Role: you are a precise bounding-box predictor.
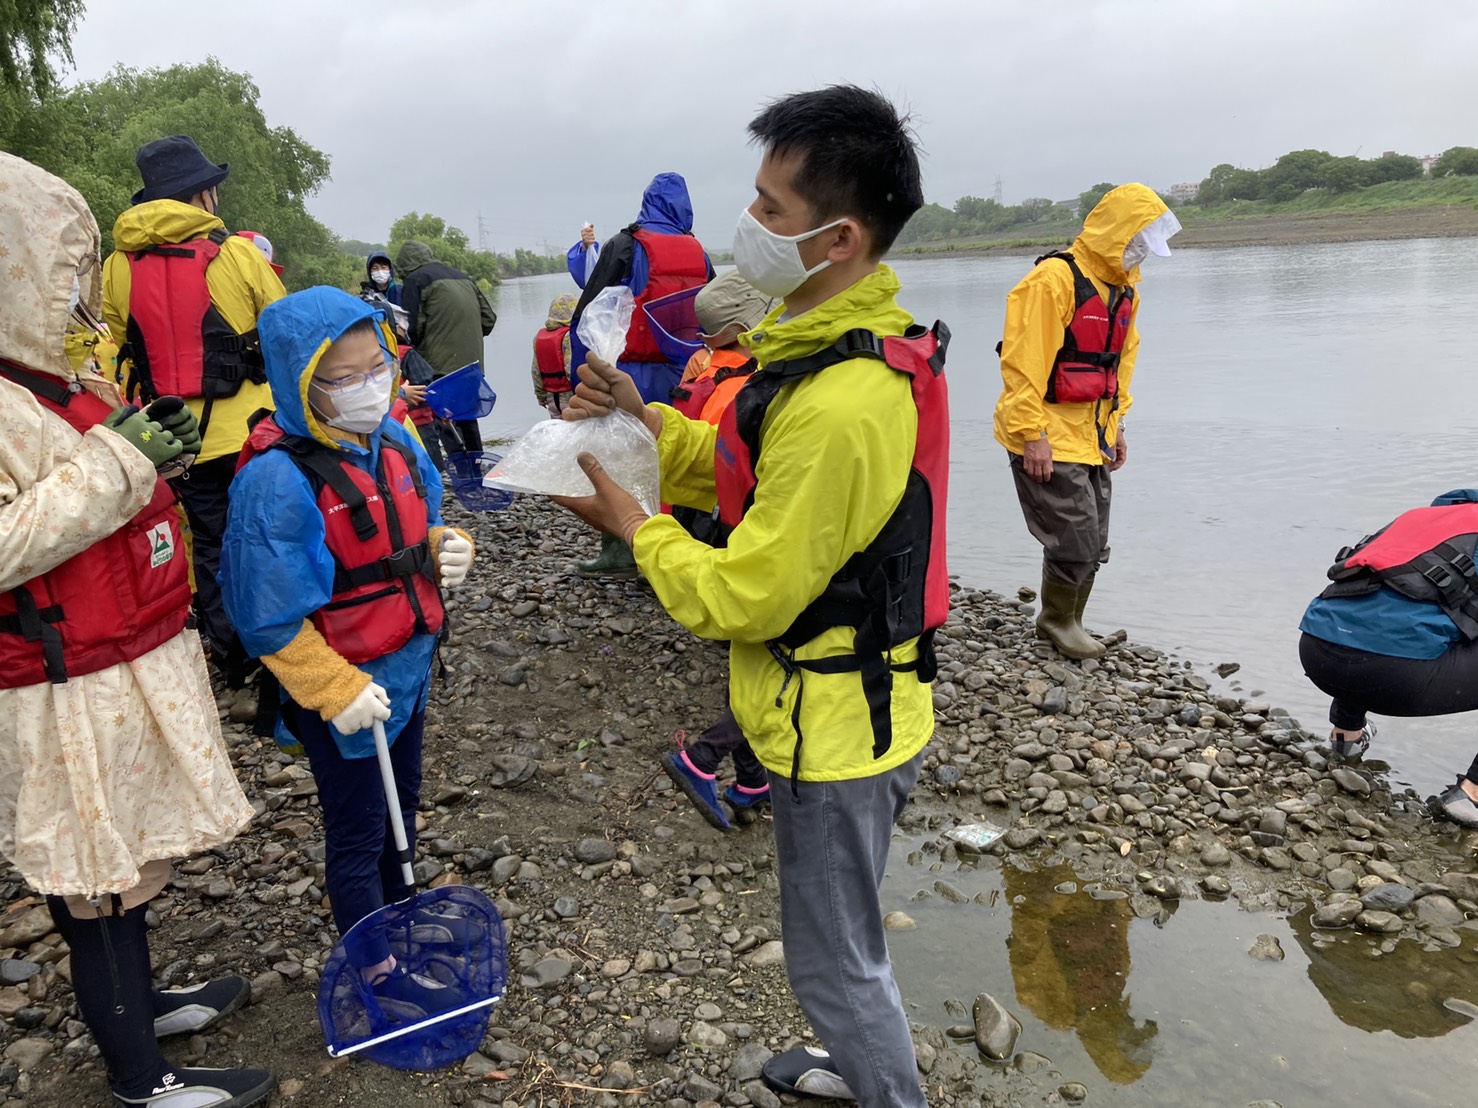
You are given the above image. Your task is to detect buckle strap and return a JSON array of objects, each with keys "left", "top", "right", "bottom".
[
  {"left": 0, "top": 588, "right": 67, "bottom": 683},
  {"left": 333, "top": 540, "right": 431, "bottom": 591}
]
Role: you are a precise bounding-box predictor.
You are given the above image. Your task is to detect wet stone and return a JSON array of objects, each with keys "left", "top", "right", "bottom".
[
  {"left": 1356, "top": 910, "right": 1403, "bottom": 934},
  {"left": 644, "top": 1018, "right": 682, "bottom": 1056},
  {"left": 884, "top": 911, "right": 918, "bottom": 930},
  {"left": 972, "top": 992, "right": 1022, "bottom": 1061},
  {"left": 0, "top": 961, "right": 40, "bottom": 986},
  {"left": 1331, "top": 767, "right": 1372, "bottom": 796},
  {"left": 1059, "top": 1082, "right": 1089, "bottom": 1103},
  {"left": 1201, "top": 842, "right": 1232, "bottom": 867},
  {"left": 1327, "top": 868, "right": 1358, "bottom": 892},
  {"left": 1313, "top": 899, "right": 1363, "bottom": 929},
  {"left": 1360, "top": 883, "right": 1415, "bottom": 912},
  {"left": 1248, "top": 934, "right": 1285, "bottom": 961},
  {"left": 1416, "top": 895, "right": 1465, "bottom": 929},
  {"left": 1202, "top": 875, "right": 1232, "bottom": 897}
]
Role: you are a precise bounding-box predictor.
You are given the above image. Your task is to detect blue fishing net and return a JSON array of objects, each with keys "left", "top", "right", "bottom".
[
  {"left": 318, "top": 884, "right": 507, "bottom": 1070},
  {"left": 426, "top": 363, "right": 497, "bottom": 420},
  {"left": 641, "top": 286, "right": 705, "bottom": 366},
  {"left": 445, "top": 451, "right": 513, "bottom": 512}
]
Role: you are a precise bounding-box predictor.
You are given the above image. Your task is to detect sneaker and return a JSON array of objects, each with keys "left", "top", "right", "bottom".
[
  {"left": 723, "top": 781, "right": 771, "bottom": 810},
  {"left": 761, "top": 1045, "right": 856, "bottom": 1101},
  {"left": 661, "top": 750, "right": 731, "bottom": 831},
  {"left": 369, "top": 961, "right": 459, "bottom": 1021},
  {"left": 114, "top": 1067, "right": 275, "bottom": 1108},
  {"left": 1329, "top": 723, "right": 1375, "bottom": 760},
  {"left": 1435, "top": 778, "right": 1478, "bottom": 829},
  {"left": 153, "top": 976, "right": 252, "bottom": 1038}
]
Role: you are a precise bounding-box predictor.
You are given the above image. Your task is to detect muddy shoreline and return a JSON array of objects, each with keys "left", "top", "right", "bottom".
[{"left": 5, "top": 495, "right": 1478, "bottom": 1107}]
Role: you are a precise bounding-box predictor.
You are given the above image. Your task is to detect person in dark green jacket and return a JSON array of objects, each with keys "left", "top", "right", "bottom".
[{"left": 395, "top": 240, "right": 497, "bottom": 453}]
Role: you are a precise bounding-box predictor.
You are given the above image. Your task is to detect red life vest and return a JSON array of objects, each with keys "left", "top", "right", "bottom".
[
  {"left": 1038, "top": 251, "right": 1134, "bottom": 405},
  {"left": 533, "top": 326, "right": 572, "bottom": 394},
  {"left": 0, "top": 362, "right": 192, "bottom": 686},
  {"left": 671, "top": 349, "right": 755, "bottom": 425},
  {"left": 712, "top": 323, "right": 951, "bottom": 769},
  {"left": 121, "top": 228, "right": 266, "bottom": 421},
  {"left": 623, "top": 229, "right": 708, "bottom": 363},
  {"left": 237, "top": 416, "right": 445, "bottom": 664},
  {"left": 1322, "top": 503, "right": 1478, "bottom": 640}
]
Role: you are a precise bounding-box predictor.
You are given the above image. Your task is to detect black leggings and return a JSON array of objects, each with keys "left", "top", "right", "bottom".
[{"left": 1299, "top": 632, "right": 1478, "bottom": 779}]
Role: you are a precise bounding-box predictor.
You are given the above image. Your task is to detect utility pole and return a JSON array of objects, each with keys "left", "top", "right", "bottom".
[
  {"left": 477, "top": 212, "right": 490, "bottom": 253},
  {"left": 993, "top": 176, "right": 1004, "bottom": 204}
]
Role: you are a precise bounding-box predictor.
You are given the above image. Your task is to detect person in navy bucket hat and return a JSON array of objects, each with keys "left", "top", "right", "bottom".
[{"left": 131, "top": 135, "right": 230, "bottom": 205}]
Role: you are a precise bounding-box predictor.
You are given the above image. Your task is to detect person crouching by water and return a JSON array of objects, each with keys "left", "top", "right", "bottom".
[
  {"left": 0, "top": 152, "right": 271, "bottom": 1108},
  {"left": 221, "top": 288, "right": 476, "bottom": 1011},
  {"left": 1299, "top": 488, "right": 1478, "bottom": 825}
]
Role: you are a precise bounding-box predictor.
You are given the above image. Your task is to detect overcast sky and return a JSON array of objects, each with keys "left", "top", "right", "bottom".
[{"left": 67, "top": 0, "right": 1477, "bottom": 255}]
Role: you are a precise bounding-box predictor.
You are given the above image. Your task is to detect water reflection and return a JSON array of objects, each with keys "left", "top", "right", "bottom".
[
  {"left": 1004, "top": 863, "right": 1157, "bottom": 1083},
  {"left": 1285, "top": 906, "right": 1478, "bottom": 1039}
]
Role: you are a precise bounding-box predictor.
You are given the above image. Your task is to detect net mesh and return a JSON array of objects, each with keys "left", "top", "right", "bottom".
[
  {"left": 641, "top": 286, "right": 705, "bottom": 366},
  {"left": 445, "top": 451, "right": 512, "bottom": 512},
  {"left": 318, "top": 884, "right": 507, "bottom": 1070},
  {"left": 426, "top": 363, "right": 496, "bottom": 420}
]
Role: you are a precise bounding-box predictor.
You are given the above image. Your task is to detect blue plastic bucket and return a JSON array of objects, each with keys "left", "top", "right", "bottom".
[
  {"left": 641, "top": 285, "right": 706, "bottom": 366},
  {"left": 445, "top": 451, "right": 512, "bottom": 511},
  {"left": 425, "top": 363, "right": 496, "bottom": 420}
]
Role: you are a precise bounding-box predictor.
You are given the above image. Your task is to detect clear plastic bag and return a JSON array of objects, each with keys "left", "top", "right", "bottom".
[
  {"left": 483, "top": 408, "right": 659, "bottom": 514},
  {"left": 576, "top": 285, "right": 635, "bottom": 364}
]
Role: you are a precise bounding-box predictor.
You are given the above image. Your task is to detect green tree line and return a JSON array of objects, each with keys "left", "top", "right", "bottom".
[{"left": 1197, "top": 147, "right": 1478, "bottom": 205}]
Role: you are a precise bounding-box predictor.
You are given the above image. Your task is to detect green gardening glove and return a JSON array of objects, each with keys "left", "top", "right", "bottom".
[
  {"left": 103, "top": 404, "right": 183, "bottom": 470},
  {"left": 144, "top": 396, "right": 202, "bottom": 457}
]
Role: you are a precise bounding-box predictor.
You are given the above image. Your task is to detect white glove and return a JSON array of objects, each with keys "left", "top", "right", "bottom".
[
  {"left": 438, "top": 532, "right": 473, "bottom": 587},
  {"left": 331, "top": 681, "right": 391, "bottom": 737}
]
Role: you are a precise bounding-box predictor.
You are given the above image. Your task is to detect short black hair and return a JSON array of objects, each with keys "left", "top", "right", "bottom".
[
  {"left": 748, "top": 85, "right": 924, "bottom": 257},
  {"left": 339, "top": 316, "right": 382, "bottom": 343}
]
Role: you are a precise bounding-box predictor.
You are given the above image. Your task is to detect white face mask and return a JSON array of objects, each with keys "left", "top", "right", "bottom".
[
  {"left": 732, "top": 208, "right": 848, "bottom": 298},
  {"left": 370, "top": 267, "right": 391, "bottom": 286},
  {"left": 1121, "top": 238, "right": 1151, "bottom": 272},
  {"left": 311, "top": 367, "right": 391, "bottom": 433},
  {"left": 1121, "top": 210, "right": 1183, "bottom": 273}
]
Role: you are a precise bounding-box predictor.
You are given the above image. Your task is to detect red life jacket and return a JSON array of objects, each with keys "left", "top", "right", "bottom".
[
  {"left": 1321, "top": 503, "right": 1478, "bottom": 640},
  {"left": 1038, "top": 251, "right": 1134, "bottom": 405},
  {"left": 623, "top": 229, "right": 708, "bottom": 363},
  {"left": 0, "top": 362, "right": 192, "bottom": 686},
  {"left": 237, "top": 416, "right": 445, "bottom": 664},
  {"left": 670, "top": 349, "right": 755, "bottom": 425},
  {"left": 533, "top": 326, "right": 572, "bottom": 394},
  {"left": 712, "top": 323, "right": 951, "bottom": 770},
  {"left": 121, "top": 228, "right": 266, "bottom": 428}
]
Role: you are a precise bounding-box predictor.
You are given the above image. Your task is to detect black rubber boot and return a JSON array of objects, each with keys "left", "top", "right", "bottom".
[
  {"left": 576, "top": 532, "right": 638, "bottom": 578},
  {"left": 1035, "top": 574, "right": 1104, "bottom": 660}
]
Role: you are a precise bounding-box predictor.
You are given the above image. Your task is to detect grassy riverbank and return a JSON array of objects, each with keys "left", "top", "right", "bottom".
[{"left": 891, "top": 177, "right": 1478, "bottom": 258}]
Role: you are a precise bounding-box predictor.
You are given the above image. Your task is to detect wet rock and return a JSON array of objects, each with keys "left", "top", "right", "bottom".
[
  {"left": 1416, "top": 895, "right": 1465, "bottom": 929},
  {"left": 1248, "top": 934, "right": 1285, "bottom": 961},
  {"left": 883, "top": 911, "right": 917, "bottom": 931},
  {"left": 1360, "top": 884, "right": 1415, "bottom": 912},
  {"left": 644, "top": 1018, "right": 682, "bottom": 1056},
  {"left": 1326, "top": 868, "right": 1358, "bottom": 892},
  {"left": 1215, "top": 662, "right": 1240, "bottom": 678},
  {"left": 933, "top": 880, "right": 969, "bottom": 904},
  {"left": 933, "top": 765, "right": 963, "bottom": 787},
  {"left": 1440, "top": 871, "right": 1478, "bottom": 902},
  {"left": 1202, "top": 875, "right": 1232, "bottom": 897},
  {"left": 1356, "top": 910, "right": 1403, "bottom": 934},
  {"left": 1313, "top": 900, "right": 1362, "bottom": 929},
  {"left": 1331, "top": 767, "right": 1372, "bottom": 797},
  {"left": 520, "top": 957, "right": 572, "bottom": 989},
  {"left": 1004, "top": 828, "right": 1042, "bottom": 850},
  {"left": 1142, "top": 875, "right": 1180, "bottom": 900},
  {"left": 1200, "top": 842, "right": 1232, "bottom": 867},
  {"left": 972, "top": 992, "right": 1022, "bottom": 1060},
  {"left": 1059, "top": 1083, "right": 1089, "bottom": 1102},
  {"left": 1443, "top": 998, "right": 1478, "bottom": 1021},
  {"left": 0, "top": 960, "right": 40, "bottom": 986}
]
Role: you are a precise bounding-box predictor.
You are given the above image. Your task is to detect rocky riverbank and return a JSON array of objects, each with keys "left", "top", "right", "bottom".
[{"left": 5, "top": 495, "right": 1478, "bottom": 1107}]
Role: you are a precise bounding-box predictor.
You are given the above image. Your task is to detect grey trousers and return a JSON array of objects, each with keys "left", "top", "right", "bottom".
[
  {"left": 770, "top": 752, "right": 927, "bottom": 1108},
  {"left": 1008, "top": 451, "right": 1112, "bottom": 586}
]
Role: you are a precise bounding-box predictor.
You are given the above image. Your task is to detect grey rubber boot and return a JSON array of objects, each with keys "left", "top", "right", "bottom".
[
  {"left": 576, "top": 532, "right": 638, "bottom": 578},
  {"left": 1035, "top": 575, "right": 1105, "bottom": 660},
  {"left": 1074, "top": 572, "right": 1104, "bottom": 644}
]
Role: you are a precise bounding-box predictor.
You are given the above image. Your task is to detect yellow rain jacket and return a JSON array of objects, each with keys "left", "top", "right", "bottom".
[
  {"left": 102, "top": 201, "right": 286, "bottom": 464},
  {"left": 633, "top": 266, "right": 933, "bottom": 782},
  {"left": 993, "top": 184, "right": 1169, "bottom": 464}
]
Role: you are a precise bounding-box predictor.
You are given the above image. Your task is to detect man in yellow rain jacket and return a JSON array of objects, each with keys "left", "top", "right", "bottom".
[
  {"left": 103, "top": 135, "right": 285, "bottom": 696},
  {"left": 555, "top": 87, "right": 937, "bottom": 1108},
  {"left": 994, "top": 184, "right": 1179, "bottom": 658}
]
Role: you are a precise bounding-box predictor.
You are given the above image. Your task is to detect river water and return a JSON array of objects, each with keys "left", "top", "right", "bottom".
[{"left": 476, "top": 239, "right": 1478, "bottom": 1103}]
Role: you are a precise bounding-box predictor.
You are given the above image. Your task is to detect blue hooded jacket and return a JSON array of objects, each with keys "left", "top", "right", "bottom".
[
  {"left": 1300, "top": 489, "right": 1478, "bottom": 660},
  {"left": 565, "top": 172, "right": 700, "bottom": 292},
  {"left": 221, "top": 287, "right": 443, "bottom": 757}
]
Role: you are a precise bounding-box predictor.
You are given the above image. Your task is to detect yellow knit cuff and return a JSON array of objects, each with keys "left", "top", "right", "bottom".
[{"left": 260, "top": 620, "right": 371, "bottom": 721}]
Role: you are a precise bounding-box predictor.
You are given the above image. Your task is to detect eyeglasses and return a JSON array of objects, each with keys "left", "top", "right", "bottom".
[{"left": 311, "top": 360, "right": 395, "bottom": 397}]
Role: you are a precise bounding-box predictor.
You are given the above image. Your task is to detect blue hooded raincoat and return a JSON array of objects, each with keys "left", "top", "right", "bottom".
[{"left": 221, "top": 287, "right": 443, "bottom": 757}]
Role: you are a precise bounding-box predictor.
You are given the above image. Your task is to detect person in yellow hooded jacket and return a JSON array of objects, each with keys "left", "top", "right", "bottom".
[
  {"left": 555, "top": 87, "right": 937, "bottom": 1108},
  {"left": 994, "top": 184, "right": 1180, "bottom": 659},
  {"left": 102, "top": 135, "right": 286, "bottom": 698}
]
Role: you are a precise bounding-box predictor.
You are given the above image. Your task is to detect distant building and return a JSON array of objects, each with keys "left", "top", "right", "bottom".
[
  {"left": 1168, "top": 181, "right": 1200, "bottom": 203},
  {"left": 1420, "top": 155, "right": 1439, "bottom": 176}
]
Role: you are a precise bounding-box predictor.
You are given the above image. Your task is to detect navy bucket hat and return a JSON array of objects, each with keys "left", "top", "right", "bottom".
[{"left": 132, "top": 135, "right": 230, "bottom": 205}]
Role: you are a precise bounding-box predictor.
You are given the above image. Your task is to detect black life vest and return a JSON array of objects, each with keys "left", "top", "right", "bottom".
[
  {"left": 121, "top": 228, "right": 266, "bottom": 435},
  {"left": 1321, "top": 503, "right": 1478, "bottom": 640},
  {"left": 712, "top": 323, "right": 951, "bottom": 780},
  {"left": 1039, "top": 251, "right": 1134, "bottom": 405},
  {"left": 236, "top": 415, "right": 445, "bottom": 664}
]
